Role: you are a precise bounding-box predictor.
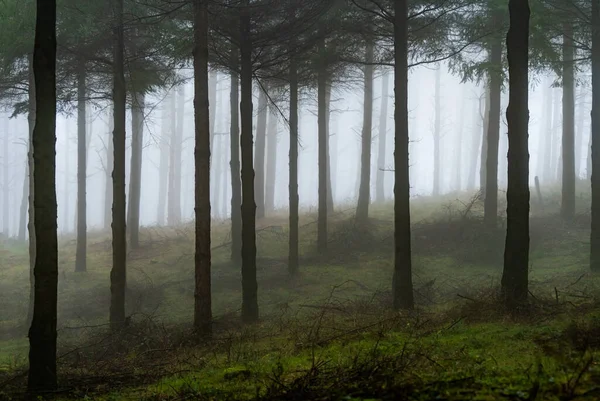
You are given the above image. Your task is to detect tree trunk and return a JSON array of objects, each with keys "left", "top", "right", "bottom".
[
  {"left": 265, "top": 100, "right": 278, "bottom": 214},
  {"left": 110, "top": 0, "right": 127, "bottom": 330},
  {"left": 230, "top": 48, "right": 242, "bottom": 265},
  {"left": 576, "top": 86, "right": 586, "bottom": 177},
  {"left": 433, "top": 65, "right": 441, "bottom": 196},
  {"left": 26, "top": 55, "right": 36, "bottom": 329},
  {"left": 28, "top": 0, "right": 58, "bottom": 390},
  {"left": 168, "top": 87, "right": 183, "bottom": 225},
  {"left": 502, "top": 0, "right": 530, "bottom": 309},
  {"left": 454, "top": 85, "right": 466, "bottom": 191},
  {"left": 157, "top": 95, "right": 169, "bottom": 226},
  {"left": 193, "top": 0, "right": 212, "bottom": 336},
  {"left": 561, "top": 23, "right": 576, "bottom": 220},
  {"left": 467, "top": 89, "right": 483, "bottom": 191},
  {"left": 209, "top": 70, "right": 218, "bottom": 214},
  {"left": 104, "top": 106, "right": 114, "bottom": 230},
  {"left": 484, "top": 19, "right": 503, "bottom": 227},
  {"left": 127, "top": 92, "right": 145, "bottom": 248},
  {"left": 240, "top": 4, "right": 258, "bottom": 323},
  {"left": 289, "top": 40, "right": 299, "bottom": 276},
  {"left": 255, "top": 85, "right": 268, "bottom": 219},
  {"left": 536, "top": 78, "right": 551, "bottom": 178},
  {"left": 75, "top": 60, "right": 87, "bottom": 272},
  {"left": 317, "top": 38, "right": 328, "bottom": 253},
  {"left": 552, "top": 86, "right": 561, "bottom": 182},
  {"left": 356, "top": 40, "right": 374, "bottom": 225},
  {"left": 480, "top": 85, "right": 490, "bottom": 192},
  {"left": 392, "top": 0, "right": 414, "bottom": 310},
  {"left": 325, "top": 83, "right": 334, "bottom": 213},
  {"left": 591, "top": 0, "right": 600, "bottom": 272},
  {"left": 376, "top": 70, "right": 390, "bottom": 202}
]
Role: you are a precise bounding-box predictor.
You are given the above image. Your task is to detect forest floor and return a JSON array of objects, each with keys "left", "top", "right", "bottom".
[{"left": 2, "top": 184, "right": 600, "bottom": 400}]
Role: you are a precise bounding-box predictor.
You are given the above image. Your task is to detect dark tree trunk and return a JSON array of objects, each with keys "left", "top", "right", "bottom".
[
  {"left": 480, "top": 85, "right": 490, "bottom": 192},
  {"left": 376, "top": 70, "right": 390, "bottom": 202},
  {"left": 576, "top": 86, "right": 586, "bottom": 176},
  {"left": 484, "top": 20, "right": 503, "bottom": 227},
  {"left": 591, "top": 0, "right": 600, "bottom": 272},
  {"left": 104, "top": 106, "right": 114, "bottom": 230},
  {"left": 110, "top": 0, "right": 127, "bottom": 330},
  {"left": 501, "top": 0, "right": 530, "bottom": 309},
  {"left": 157, "top": 96, "right": 169, "bottom": 226},
  {"left": 433, "top": 65, "right": 441, "bottom": 196},
  {"left": 356, "top": 40, "right": 374, "bottom": 225},
  {"left": 167, "top": 87, "right": 183, "bottom": 226},
  {"left": 28, "top": 0, "right": 58, "bottom": 390},
  {"left": 255, "top": 86, "right": 268, "bottom": 219},
  {"left": 392, "top": 0, "right": 414, "bottom": 310},
  {"left": 193, "top": 0, "right": 212, "bottom": 336},
  {"left": 127, "top": 93, "right": 145, "bottom": 248},
  {"left": 26, "top": 55, "right": 36, "bottom": 330},
  {"left": 75, "top": 60, "right": 87, "bottom": 272},
  {"left": 265, "top": 100, "right": 278, "bottom": 214},
  {"left": 240, "top": 4, "right": 258, "bottom": 323},
  {"left": 230, "top": 48, "right": 242, "bottom": 265},
  {"left": 325, "top": 83, "right": 334, "bottom": 213},
  {"left": 561, "top": 23, "right": 576, "bottom": 220},
  {"left": 289, "top": 41, "right": 299, "bottom": 276},
  {"left": 317, "top": 38, "right": 328, "bottom": 253}
]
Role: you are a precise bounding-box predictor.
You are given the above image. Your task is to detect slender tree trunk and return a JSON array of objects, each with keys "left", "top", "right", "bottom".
[
  {"left": 502, "top": 0, "right": 530, "bottom": 309},
  {"left": 230, "top": 48, "right": 242, "bottom": 265},
  {"left": 552, "top": 86, "right": 561, "bottom": 182},
  {"left": 157, "top": 95, "right": 169, "bottom": 226},
  {"left": 562, "top": 23, "right": 576, "bottom": 220},
  {"left": 289, "top": 41, "right": 299, "bottom": 276},
  {"left": 499, "top": 92, "right": 509, "bottom": 187},
  {"left": 104, "top": 106, "right": 114, "bottom": 230},
  {"left": 591, "top": 0, "right": 600, "bottom": 272},
  {"left": 168, "top": 87, "right": 183, "bottom": 225},
  {"left": 536, "top": 78, "right": 551, "bottom": 178},
  {"left": 255, "top": 86, "right": 268, "bottom": 219},
  {"left": 209, "top": 70, "right": 218, "bottom": 213},
  {"left": 317, "top": 39, "right": 328, "bottom": 252},
  {"left": 28, "top": 0, "right": 58, "bottom": 390},
  {"left": 480, "top": 84, "right": 490, "bottom": 192},
  {"left": 240, "top": 4, "right": 258, "bottom": 323},
  {"left": 576, "top": 86, "right": 586, "bottom": 177},
  {"left": 325, "top": 83, "right": 334, "bottom": 213},
  {"left": 193, "top": 0, "right": 211, "bottom": 336},
  {"left": 454, "top": 85, "right": 466, "bottom": 192},
  {"left": 393, "top": 0, "right": 414, "bottom": 310},
  {"left": 433, "top": 65, "right": 441, "bottom": 196},
  {"left": 356, "top": 40, "right": 374, "bottom": 225},
  {"left": 75, "top": 60, "right": 87, "bottom": 272},
  {"left": 265, "top": 100, "right": 278, "bottom": 214},
  {"left": 376, "top": 70, "right": 389, "bottom": 202},
  {"left": 127, "top": 92, "right": 145, "bottom": 248},
  {"left": 26, "top": 55, "right": 36, "bottom": 329},
  {"left": 110, "top": 0, "right": 127, "bottom": 330},
  {"left": 467, "top": 89, "right": 483, "bottom": 191},
  {"left": 484, "top": 20, "right": 503, "bottom": 227}
]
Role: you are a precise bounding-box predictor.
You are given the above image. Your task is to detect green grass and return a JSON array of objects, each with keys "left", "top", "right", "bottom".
[{"left": 2, "top": 187, "right": 600, "bottom": 400}]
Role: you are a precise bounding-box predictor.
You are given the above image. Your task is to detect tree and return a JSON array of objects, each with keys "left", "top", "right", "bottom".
[
  {"left": 433, "top": 64, "right": 441, "bottom": 196},
  {"left": 376, "top": 69, "right": 389, "bottom": 202},
  {"left": 356, "top": 39, "right": 374, "bottom": 225},
  {"left": 501, "top": 0, "right": 530, "bottom": 309},
  {"left": 28, "top": 0, "right": 58, "bottom": 390},
  {"left": 193, "top": 0, "right": 211, "bottom": 336},
  {"left": 591, "top": 0, "right": 600, "bottom": 272},
  {"left": 127, "top": 92, "right": 145, "bottom": 248},
  {"left": 561, "top": 21, "right": 576, "bottom": 220},
  {"left": 110, "top": 0, "right": 127, "bottom": 330},
  {"left": 75, "top": 59, "right": 87, "bottom": 272},
  {"left": 289, "top": 37, "right": 299, "bottom": 276},
  {"left": 229, "top": 47, "right": 242, "bottom": 265},
  {"left": 255, "top": 85, "right": 268, "bottom": 219},
  {"left": 240, "top": 0, "right": 259, "bottom": 323},
  {"left": 317, "top": 34, "right": 328, "bottom": 253},
  {"left": 265, "top": 99, "right": 278, "bottom": 214},
  {"left": 392, "top": 0, "right": 414, "bottom": 310}
]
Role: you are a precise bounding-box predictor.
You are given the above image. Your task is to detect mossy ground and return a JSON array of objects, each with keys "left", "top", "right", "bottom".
[{"left": 2, "top": 185, "right": 600, "bottom": 400}]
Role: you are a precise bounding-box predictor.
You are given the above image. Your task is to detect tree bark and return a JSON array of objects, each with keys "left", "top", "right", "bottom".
[
  {"left": 28, "top": 0, "right": 58, "bottom": 390},
  {"left": 157, "top": 95, "right": 169, "bottom": 226},
  {"left": 75, "top": 59, "right": 87, "bottom": 272},
  {"left": 433, "top": 64, "right": 441, "bottom": 196},
  {"left": 392, "top": 0, "right": 414, "bottom": 310},
  {"left": 193, "top": 0, "right": 212, "bottom": 336},
  {"left": 289, "top": 40, "right": 299, "bottom": 276},
  {"left": 240, "top": 3, "right": 258, "bottom": 323},
  {"left": 104, "top": 106, "right": 114, "bottom": 230},
  {"left": 591, "top": 0, "right": 600, "bottom": 271},
  {"left": 255, "top": 85, "right": 268, "bottom": 219},
  {"left": 576, "top": 86, "right": 586, "bottom": 177},
  {"left": 484, "top": 18, "right": 503, "bottom": 227},
  {"left": 325, "top": 83, "right": 334, "bottom": 213},
  {"left": 376, "top": 70, "right": 390, "bottom": 202},
  {"left": 127, "top": 92, "right": 145, "bottom": 248},
  {"left": 230, "top": 48, "right": 242, "bottom": 265},
  {"left": 561, "top": 23, "right": 576, "bottom": 220},
  {"left": 480, "top": 84, "right": 490, "bottom": 192},
  {"left": 317, "top": 38, "right": 328, "bottom": 253},
  {"left": 25, "top": 55, "right": 36, "bottom": 329},
  {"left": 265, "top": 100, "right": 278, "bottom": 214},
  {"left": 502, "top": 0, "right": 530, "bottom": 309},
  {"left": 356, "top": 40, "right": 374, "bottom": 225},
  {"left": 110, "top": 0, "right": 127, "bottom": 330}
]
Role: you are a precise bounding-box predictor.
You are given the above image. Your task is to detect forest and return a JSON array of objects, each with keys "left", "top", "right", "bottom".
[{"left": 0, "top": 0, "right": 599, "bottom": 399}]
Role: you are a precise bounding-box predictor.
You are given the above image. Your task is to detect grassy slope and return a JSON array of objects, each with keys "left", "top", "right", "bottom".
[{"left": 2, "top": 186, "right": 600, "bottom": 400}]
